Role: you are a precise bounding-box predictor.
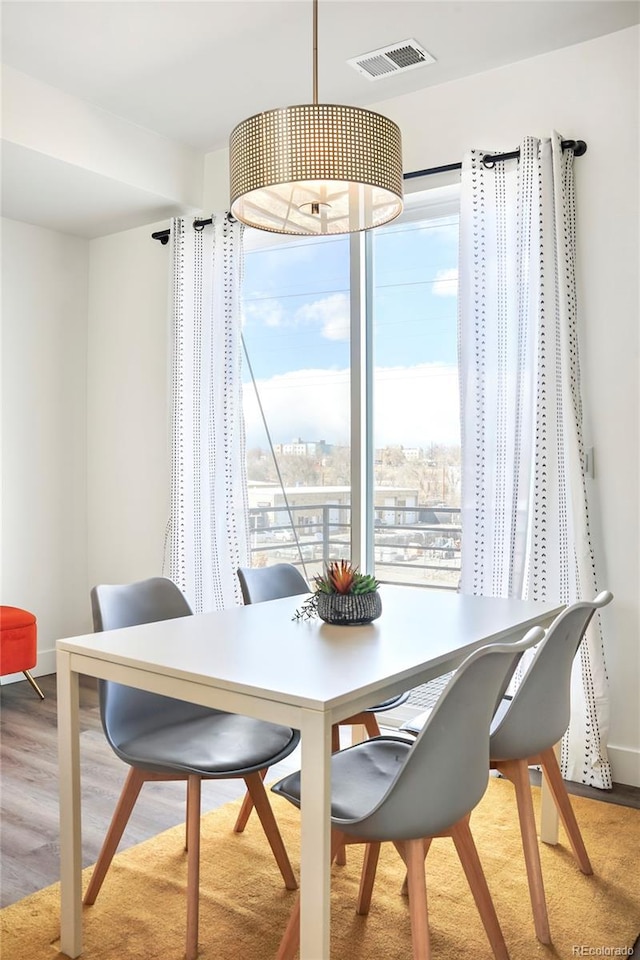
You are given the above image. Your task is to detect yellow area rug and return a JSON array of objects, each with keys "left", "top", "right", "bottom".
[{"left": 2, "top": 777, "right": 639, "bottom": 960}]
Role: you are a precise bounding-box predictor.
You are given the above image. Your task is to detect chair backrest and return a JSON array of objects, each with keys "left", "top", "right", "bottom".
[
  {"left": 344, "top": 626, "right": 545, "bottom": 841},
  {"left": 237, "top": 564, "right": 309, "bottom": 605},
  {"left": 489, "top": 591, "right": 613, "bottom": 761},
  {"left": 91, "top": 577, "right": 192, "bottom": 632},
  {"left": 91, "top": 577, "right": 198, "bottom": 752}
]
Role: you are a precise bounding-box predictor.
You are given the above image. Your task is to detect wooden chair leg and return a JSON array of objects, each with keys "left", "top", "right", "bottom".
[
  {"left": 405, "top": 838, "right": 431, "bottom": 960},
  {"left": 84, "top": 768, "right": 145, "bottom": 905},
  {"left": 275, "top": 830, "right": 345, "bottom": 960},
  {"left": 357, "top": 842, "right": 381, "bottom": 915},
  {"left": 363, "top": 713, "right": 382, "bottom": 738},
  {"left": 330, "top": 726, "right": 347, "bottom": 866},
  {"left": 244, "top": 772, "right": 297, "bottom": 891},
  {"left": 185, "top": 775, "right": 201, "bottom": 960},
  {"left": 538, "top": 747, "right": 592, "bottom": 874},
  {"left": 496, "top": 758, "right": 550, "bottom": 944},
  {"left": 450, "top": 817, "right": 509, "bottom": 960},
  {"left": 400, "top": 838, "right": 431, "bottom": 897},
  {"left": 335, "top": 843, "right": 347, "bottom": 866},
  {"left": 276, "top": 887, "right": 301, "bottom": 960},
  {"left": 185, "top": 777, "right": 194, "bottom": 852},
  {"left": 233, "top": 767, "right": 267, "bottom": 834}
]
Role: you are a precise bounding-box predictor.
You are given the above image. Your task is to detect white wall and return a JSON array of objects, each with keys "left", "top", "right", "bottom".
[
  {"left": 199, "top": 27, "right": 640, "bottom": 784},
  {"left": 1, "top": 215, "right": 172, "bottom": 674},
  {"left": 1, "top": 218, "right": 90, "bottom": 675},
  {"left": 86, "top": 221, "right": 172, "bottom": 590}
]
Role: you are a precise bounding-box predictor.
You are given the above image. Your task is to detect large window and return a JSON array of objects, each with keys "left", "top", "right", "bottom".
[
  {"left": 241, "top": 231, "right": 351, "bottom": 574},
  {"left": 370, "top": 187, "right": 460, "bottom": 586},
  {"left": 241, "top": 185, "right": 460, "bottom": 588}
]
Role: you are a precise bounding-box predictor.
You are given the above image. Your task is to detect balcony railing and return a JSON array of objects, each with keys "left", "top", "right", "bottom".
[{"left": 248, "top": 502, "right": 461, "bottom": 590}]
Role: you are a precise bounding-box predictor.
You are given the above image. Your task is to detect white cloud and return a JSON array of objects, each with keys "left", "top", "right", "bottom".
[
  {"left": 243, "top": 299, "right": 285, "bottom": 328},
  {"left": 243, "top": 292, "right": 350, "bottom": 339},
  {"left": 295, "top": 293, "right": 349, "bottom": 341},
  {"left": 243, "top": 363, "right": 460, "bottom": 449},
  {"left": 433, "top": 268, "right": 458, "bottom": 297}
]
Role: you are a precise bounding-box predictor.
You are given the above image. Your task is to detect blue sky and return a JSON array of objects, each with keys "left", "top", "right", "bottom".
[{"left": 240, "top": 201, "right": 460, "bottom": 450}]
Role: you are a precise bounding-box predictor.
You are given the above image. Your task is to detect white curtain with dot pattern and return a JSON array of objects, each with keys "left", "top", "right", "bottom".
[
  {"left": 166, "top": 214, "right": 249, "bottom": 613},
  {"left": 458, "top": 134, "right": 611, "bottom": 788}
]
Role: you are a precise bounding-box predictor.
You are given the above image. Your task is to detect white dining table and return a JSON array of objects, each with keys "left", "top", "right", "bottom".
[{"left": 57, "top": 585, "right": 563, "bottom": 960}]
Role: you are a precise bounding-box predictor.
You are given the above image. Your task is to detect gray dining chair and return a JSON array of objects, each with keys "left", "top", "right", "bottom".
[
  {"left": 270, "top": 626, "right": 545, "bottom": 960},
  {"left": 234, "top": 563, "right": 410, "bottom": 844},
  {"left": 488, "top": 590, "right": 613, "bottom": 943},
  {"left": 85, "top": 576, "right": 299, "bottom": 960},
  {"left": 400, "top": 590, "right": 613, "bottom": 945}
]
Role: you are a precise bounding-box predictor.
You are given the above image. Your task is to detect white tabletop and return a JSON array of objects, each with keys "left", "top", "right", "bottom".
[{"left": 57, "top": 585, "right": 561, "bottom": 713}]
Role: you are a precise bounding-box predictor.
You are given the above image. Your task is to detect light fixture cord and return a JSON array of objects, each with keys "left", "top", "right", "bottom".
[
  {"left": 313, "top": 0, "right": 318, "bottom": 104},
  {"left": 241, "top": 332, "right": 310, "bottom": 581}
]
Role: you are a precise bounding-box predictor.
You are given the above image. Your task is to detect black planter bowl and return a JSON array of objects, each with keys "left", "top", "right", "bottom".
[{"left": 316, "top": 591, "right": 382, "bottom": 626}]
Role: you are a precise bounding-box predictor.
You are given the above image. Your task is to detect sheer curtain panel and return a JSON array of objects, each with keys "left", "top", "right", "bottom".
[
  {"left": 458, "top": 134, "right": 611, "bottom": 788},
  {"left": 167, "top": 214, "right": 249, "bottom": 612}
]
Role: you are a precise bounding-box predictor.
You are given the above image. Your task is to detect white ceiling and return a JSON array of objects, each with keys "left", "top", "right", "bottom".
[
  {"left": 3, "top": 1, "right": 639, "bottom": 152},
  {"left": 1, "top": 140, "right": 192, "bottom": 238},
  {"left": 1, "top": 1, "right": 638, "bottom": 238}
]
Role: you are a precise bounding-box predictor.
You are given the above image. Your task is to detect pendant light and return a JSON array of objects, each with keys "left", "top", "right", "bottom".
[{"left": 229, "top": 0, "right": 403, "bottom": 236}]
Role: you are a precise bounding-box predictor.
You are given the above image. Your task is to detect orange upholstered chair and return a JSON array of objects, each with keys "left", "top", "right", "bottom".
[{"left": 0, "top": 606, "right": 45, "bottom": 698}]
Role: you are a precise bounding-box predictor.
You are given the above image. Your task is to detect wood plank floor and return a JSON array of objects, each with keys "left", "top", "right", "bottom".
[
  {"left": 0, "top": 673, "right": 303, "bottom": 907},
  {"left": 1, "top": 672, "right": 639, "bottom": 909}
]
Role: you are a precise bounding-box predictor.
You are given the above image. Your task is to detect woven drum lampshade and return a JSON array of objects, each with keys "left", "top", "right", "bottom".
[
  {"left": 229, "top": 103, "right": 403, "bottom": 236},
  {"left": 229, "top": 0, "right": 403, "bottom": 236}
]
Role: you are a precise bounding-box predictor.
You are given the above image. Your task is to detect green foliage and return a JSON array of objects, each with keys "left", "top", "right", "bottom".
[{"left": 351, "top": 573, "right": 378, "bottom": 595}]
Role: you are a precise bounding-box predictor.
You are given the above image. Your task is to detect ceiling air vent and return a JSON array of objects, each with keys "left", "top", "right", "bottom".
[{"left": 348, "top": 40, "right": 435, "bottom": 81}]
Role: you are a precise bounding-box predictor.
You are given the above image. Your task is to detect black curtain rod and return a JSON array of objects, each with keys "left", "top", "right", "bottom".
[
  {"left": 151, "top": 138, "right": 587, "bottom": 244},
  {"left": 404, "top": 137, "right": 586, "bottom": 180},
  {"left": 152, "top": 214, "right": 226, "bottom": 244}
]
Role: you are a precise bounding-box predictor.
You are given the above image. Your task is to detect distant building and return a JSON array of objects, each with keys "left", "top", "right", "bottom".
[
  {"left": 373, "top": 445, "right": 423, "bottom": 464},
  {"left": 273, "top": 438, "right": 332, "bottom": 457}
]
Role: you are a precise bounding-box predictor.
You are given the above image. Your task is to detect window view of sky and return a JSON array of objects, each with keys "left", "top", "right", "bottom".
[
  {"left": 372, "top": 212, "right": 459, "bottom": 449},
  {"left": 241, "top": 189, "right": 460, "bottom": 451}
]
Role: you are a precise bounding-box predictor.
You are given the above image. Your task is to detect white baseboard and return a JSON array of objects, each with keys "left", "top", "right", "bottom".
[
  {"left": 607, "top": 744, "right": 640, "bottom": 789},
  {"left": 0, "top": 646, "right": 56, "bottom": 685}
]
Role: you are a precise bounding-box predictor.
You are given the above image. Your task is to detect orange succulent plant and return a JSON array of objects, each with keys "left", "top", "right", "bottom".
[{"left": 326, "top": 559, "right": 356, "bottom": 594}]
